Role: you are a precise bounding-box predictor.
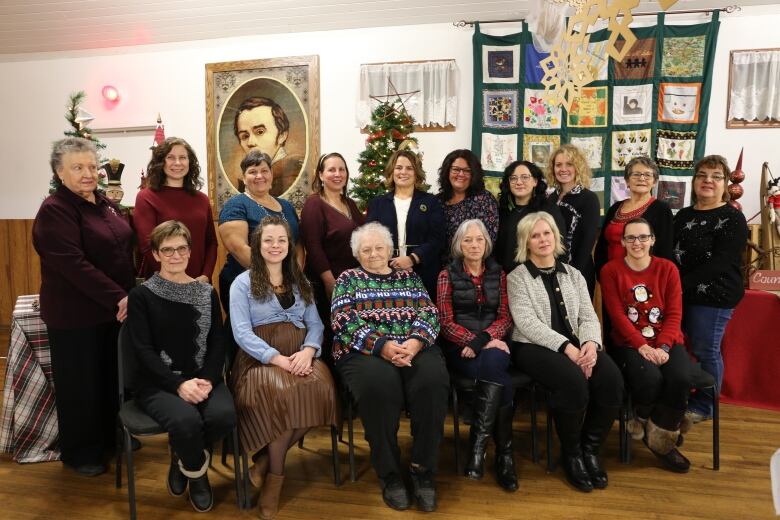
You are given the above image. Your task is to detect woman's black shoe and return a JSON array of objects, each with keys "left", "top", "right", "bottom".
[
  {"left": 380, "top": 474, "right": 410, "bottom": 511},
  {"left": 167, "top": 455, "right": 188, "bottom": 497},
  {"left": 188, "top": 474, "right": 213, "bottom": 513},
  {"left": 561, "top": 455, "right": 594, "bottom": 493}
]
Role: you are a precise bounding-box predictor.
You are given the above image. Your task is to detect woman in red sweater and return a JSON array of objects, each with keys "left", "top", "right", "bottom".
[
  {"left": 134, "top": 137, "right": 218, "bottom": 282},
  {"left": 600, "top": 218, "right": 694, "bottom": 473}
]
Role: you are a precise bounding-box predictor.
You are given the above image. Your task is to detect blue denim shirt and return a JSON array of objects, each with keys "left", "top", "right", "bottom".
[{"left": 229, "top": 271, "right": 323, "bottom": 364}]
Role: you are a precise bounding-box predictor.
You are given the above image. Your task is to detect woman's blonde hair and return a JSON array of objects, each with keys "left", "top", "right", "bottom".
[
  {"left": 514, "top": 211, "right": 566, "bottom": 263},
  {"left": 384, "top": 149, "right": 426, "bottom": 190},
  {"left": 545, "top": 144, "right": 592, "bottom": 190}
]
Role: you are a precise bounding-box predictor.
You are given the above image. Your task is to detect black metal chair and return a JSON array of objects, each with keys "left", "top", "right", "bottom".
[
  {"left": 618, "top": 363, "right": 720, "bottom": 470},
  {"left": 114, "top": 323, "right": 243, "bottom": 519},
  {"left": 449, "top": 369, "right": 540, "bottom": 473}
]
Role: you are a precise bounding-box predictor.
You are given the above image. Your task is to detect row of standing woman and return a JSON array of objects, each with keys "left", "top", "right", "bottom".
[{"left": 32, "top": 135, "right": 746, "bottom": 515}]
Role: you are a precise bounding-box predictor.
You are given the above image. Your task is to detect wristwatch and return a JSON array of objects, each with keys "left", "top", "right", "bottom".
[{"left": 659, "top": 343, "right": 671, "bottom": 353}]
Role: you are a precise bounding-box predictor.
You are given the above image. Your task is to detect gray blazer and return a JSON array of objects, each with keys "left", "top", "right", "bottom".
[{"left": 507, "top": 261, "right": 602, "bottom": 352}]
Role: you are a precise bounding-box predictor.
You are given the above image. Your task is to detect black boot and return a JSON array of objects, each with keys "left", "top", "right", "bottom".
[
  {"left": 580, "top": 403, "right": 619, "bottom": 490},
  {"left": 464, "top": 380, "right": 503, "bottom": 480},
  {"left": 493, "top": 404, "right": 518, "bottom": 492},
  {"left": 645, "top": 405, "right": 690, "bottom": 473},
  {"left": 180, "top": 450, "right": 213, "bottom": 513},
  {"left": 553, "top": 408, "right": 593, "bottom": 493},
  {"left": 167, "top": 453, "right": 188, "bottom": 497}
]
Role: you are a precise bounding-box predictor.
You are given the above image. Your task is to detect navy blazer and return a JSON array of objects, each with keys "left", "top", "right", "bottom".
[{"left": 366, "top": 190, "right": 445, "bottom": 300}]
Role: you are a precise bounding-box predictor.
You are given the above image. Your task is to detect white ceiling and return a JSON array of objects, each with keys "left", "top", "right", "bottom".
[{"left": 0, "top": 0, "right": 768, "bottom": 56}]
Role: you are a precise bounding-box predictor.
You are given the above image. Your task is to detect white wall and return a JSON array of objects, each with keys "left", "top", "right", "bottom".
[{"left": 1, "top": 6, "right": 779, "bottom": 219}]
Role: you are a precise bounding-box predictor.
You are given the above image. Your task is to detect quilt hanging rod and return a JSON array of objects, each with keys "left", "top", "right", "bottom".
[{"left": 453, "top": 4, "right": 741, "bottom": 28}]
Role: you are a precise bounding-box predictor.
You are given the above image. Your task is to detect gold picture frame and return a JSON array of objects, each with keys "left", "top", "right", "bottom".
[{"left": 205, "top": 55, "right": 320, "bottom": 214}]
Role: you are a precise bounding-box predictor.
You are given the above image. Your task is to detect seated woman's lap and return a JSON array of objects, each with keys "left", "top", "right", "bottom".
[
  {"left": 512, "top": 343, "right": 623, "bottom": 411},
  {"left": 446, "top": 347, "right": 513, "bottom": 406},
  {"left": 611, "top": 344, "right": 691, "bottom": 410}
]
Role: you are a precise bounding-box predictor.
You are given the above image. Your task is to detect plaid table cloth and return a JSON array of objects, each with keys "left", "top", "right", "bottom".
[{"left": 0, "top": 295, "right": 60, "bottom": 463}]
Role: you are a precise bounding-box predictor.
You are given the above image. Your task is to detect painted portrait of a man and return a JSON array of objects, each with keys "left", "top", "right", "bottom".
[{"left": 218, "top": 77, "right": 308, "bottom": 197}]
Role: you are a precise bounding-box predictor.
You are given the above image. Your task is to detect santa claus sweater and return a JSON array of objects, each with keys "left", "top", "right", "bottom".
[{"left": 600, "top": 256, "right": 684, "bottom": 350}]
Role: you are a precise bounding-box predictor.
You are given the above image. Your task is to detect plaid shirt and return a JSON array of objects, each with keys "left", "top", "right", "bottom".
[{"left": 436, "top": 265, "right": 512, "bottom": 350}]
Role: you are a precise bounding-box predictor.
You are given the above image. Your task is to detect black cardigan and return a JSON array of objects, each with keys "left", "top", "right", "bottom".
[{"left": 594, "top": 198, "right": 674, "bottom": 276}]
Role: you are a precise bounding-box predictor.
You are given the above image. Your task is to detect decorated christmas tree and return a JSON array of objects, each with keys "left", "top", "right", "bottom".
[
  {"left": 350, "top": 100, "right": 422, "bottom": 211},
  {"left": 50, "top": 91, "right": 108, "bottom": 194}
]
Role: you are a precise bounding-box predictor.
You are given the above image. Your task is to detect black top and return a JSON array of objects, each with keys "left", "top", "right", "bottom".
[
  {"left": 495, "top": 199, "right": 567, "bottom": 274},
  {"left": 552, "top": 185, "right": 601, "bottom": 296},
  {"left": 673, "top": 204, "right": 748, "bottom": 308},
  {"left": 127, "top": 275, "right": 226, "bottom": 397},
  {"left": 525, "top": 260, "right": 579, "bottom": 351},
  {"left": 594, "top": 198, "right": 674, "bottom": 276}
]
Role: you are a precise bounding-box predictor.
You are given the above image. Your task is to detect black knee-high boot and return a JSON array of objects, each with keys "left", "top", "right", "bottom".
[
  {"left": 464, "top": 380, "right": 503, "bottom": 480},
  {"left": 580, "top": 403, "right": 619, "bottom": 489},
  {"left": 493, "top": 404, "right": 518, "bottom": 491},
  {"left": 553, "top": 408, "right": 593, "bottom": 493}
]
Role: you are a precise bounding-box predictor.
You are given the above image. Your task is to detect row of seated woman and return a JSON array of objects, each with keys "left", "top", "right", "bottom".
[{"left": 125, "top": 211, "right": 716, "bottom": 517}]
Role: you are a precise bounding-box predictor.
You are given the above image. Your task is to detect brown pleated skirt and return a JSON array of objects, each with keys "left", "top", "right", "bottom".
[{"left": 230, "top": 322, "right": 337, "bottom": 453}]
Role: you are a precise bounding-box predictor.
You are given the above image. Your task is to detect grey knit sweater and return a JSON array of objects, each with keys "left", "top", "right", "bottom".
[{"left": 507, "top": 261, "right": 602, "bottom": 351}]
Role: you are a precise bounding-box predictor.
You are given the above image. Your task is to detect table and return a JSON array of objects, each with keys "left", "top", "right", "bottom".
[
  {"left": 721, "top": 289, "right": 780, "bottom": 412},
  {"left": 0, "top": 295, "right": 60, "bottom": 463}
]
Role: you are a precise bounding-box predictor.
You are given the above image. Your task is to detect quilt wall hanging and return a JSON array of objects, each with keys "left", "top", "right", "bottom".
[{"left": 471, "top": 12, "right": 720, "bottom": 213}]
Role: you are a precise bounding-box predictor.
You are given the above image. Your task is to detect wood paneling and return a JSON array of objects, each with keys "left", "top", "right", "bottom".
[{"left": 0, "top": 219, "right": 40, "bottom": 329}]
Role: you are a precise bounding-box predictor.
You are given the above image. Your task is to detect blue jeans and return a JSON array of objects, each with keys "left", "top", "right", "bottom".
[{"left": 682, "top": 304, "right": 735, "bottom": 417}]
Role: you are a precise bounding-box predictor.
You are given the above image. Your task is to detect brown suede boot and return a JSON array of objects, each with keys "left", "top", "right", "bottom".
[
  {"left": 258, "top": 473, "right": 284, "bottom": 520},
  {"left": 645, "top": 418, "right": 690, "bottom": 473},
  {"left": 248, "top": 452, "right": 269, "bottom": 489}
]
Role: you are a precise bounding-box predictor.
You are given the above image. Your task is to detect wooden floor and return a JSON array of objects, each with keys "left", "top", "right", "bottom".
[{"left": 1, "top": 336, "right": 778, "bottom": 519}]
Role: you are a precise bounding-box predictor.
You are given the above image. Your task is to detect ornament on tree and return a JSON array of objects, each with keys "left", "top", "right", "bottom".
[
  {"left": 151, "top": 113, "right": 166, "bottom": 149},
  {"left": 728, "top": 148, "right": 746, "bottom": 211},
  {"left": 350, "top": 98, "right": 421, "bottom": 211}
]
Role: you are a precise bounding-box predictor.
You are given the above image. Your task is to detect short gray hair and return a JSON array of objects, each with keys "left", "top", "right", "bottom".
[
  {"left": 350, "top": 222, "right": 394, "bottom": 259},
  {"left": 450, "top": 219, "right": 493, "bottom": 260},
  {"left": 50, "top": 137, "right": 97, "bottom": 187},
  {"left": 514, "top": 211, "right": 566, "bottom": 263}
]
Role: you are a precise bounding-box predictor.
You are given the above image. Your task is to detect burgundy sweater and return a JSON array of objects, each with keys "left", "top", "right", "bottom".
[
  {"left": 32, "top": 186, "right": 135, "bottom": 329},
  {"left": 299, "top": 194, "right": 365, "bottom": 281},
  {"left": 133, "top": 187, "right": 218, "bottom": 280},
  {"left": 600, "top": 256, "right": 684, "bottom": 349}
]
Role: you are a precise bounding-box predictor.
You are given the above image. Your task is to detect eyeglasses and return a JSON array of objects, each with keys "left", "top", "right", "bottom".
[
  {"left": 509, "top": 174, "right": 533, "bottom": 184},
  {"left": 628, "top": 172, "right": 654, "bottom": 180},
  {"left": 450, "top": 166, "right": 472, "bottom": 176},
  {"left": 623, "top": 234, "right": 653, "bottom": 243},
  {"left": 158, "top": 245, "right": 191, "bottom": 257},
  {"left": 694, "top": 173, "right": 726, "bottom": 182}
]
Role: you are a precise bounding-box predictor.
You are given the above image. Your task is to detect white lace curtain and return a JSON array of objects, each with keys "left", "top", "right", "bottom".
[
  {"left": 728, "top": 50, "right": 780, "bottom": 122},
  {"left": 357, "top": 60, "right": 458, "bottom": 128}
]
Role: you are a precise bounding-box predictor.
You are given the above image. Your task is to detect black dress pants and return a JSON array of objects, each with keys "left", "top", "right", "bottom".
[
  {"left": 511, "top": 343, "right": 624, "bottom": 412},
  {"left": 610, "top": 344, "right": 692, "bottom": 430},
  {"left": 337, "top": 345, "right": 449, "bottom": 480},
  {"left": 48, "top": 321, "right": 120, "bottom": 467},
  {"left": 138, "top": 382, "right": 237, "bottom": 470}
]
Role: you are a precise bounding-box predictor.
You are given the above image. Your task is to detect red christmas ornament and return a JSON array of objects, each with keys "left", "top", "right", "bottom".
[
  {"left": 369, "top": 160, "right": 377, "bottom": 167},
  {"left": 727, "top": 183, "right": 744, "bottom": 200},
  {"left": 728, "top": 199, "right": 742, "bottom": 211},
  {"left": 391, "top": 129, "right": 403, "bottom": 140},
  {"left": 730, "top": 169, "right": 745, "bottom": 183}
]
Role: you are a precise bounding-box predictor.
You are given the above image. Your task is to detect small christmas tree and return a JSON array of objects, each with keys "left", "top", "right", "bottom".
[
  {"left": 50, "top": 91, "right": 108, "bottom": 194},
  {"left": 350, "top": 100, "right": 421, "bottom": 211}
]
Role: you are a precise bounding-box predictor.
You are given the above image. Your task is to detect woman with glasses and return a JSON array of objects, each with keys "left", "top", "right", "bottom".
[
  {"left": 600, "top": 218, "right": 695, "bottom": 473},
  {"left": 128, "top": 220, "right": 236, "bottom": 512},
  {"left": 367, "top": 149, "right": 445, "bottom": 300},
  {"left": 673, "top": 155, "right": 748, "bottom": 424},
  {"left": 436, "top": 150, "right": 499, "bottom": 260},
  {"left": 595, "top": 156, "right": 673, "bottom": 277},
  {"left": 495, "top": 160, "right": 566, "bottom": 274},
  {"left": 546, "top": 144, "right": 601, "bottom": 297}
]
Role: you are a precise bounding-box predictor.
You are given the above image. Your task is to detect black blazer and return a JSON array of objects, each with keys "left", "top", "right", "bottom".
[{"left": 366, "top": 190, "right": 445, "bottom": 300}]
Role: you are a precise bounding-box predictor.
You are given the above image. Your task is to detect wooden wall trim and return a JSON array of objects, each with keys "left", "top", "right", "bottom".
[{"left": 1, "top": 219, "right": 40, "bottom": 328}]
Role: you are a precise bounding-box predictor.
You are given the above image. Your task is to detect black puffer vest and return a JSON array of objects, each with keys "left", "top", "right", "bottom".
[{"left": 447, "top": 257, "right": 502, "bottom": 334}]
